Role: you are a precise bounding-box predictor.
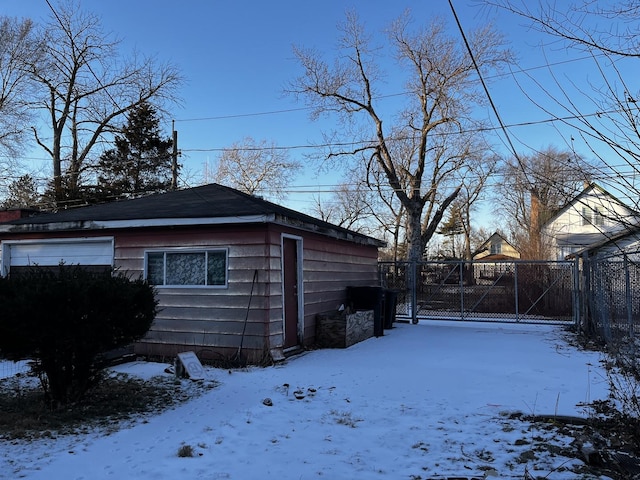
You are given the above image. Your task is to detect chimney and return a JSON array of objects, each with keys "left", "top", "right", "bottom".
[{"left": 0, "top": 208, "right": 38, "bottom": 223}]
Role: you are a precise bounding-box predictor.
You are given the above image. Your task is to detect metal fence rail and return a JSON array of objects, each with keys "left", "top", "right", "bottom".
[
  {"left": 579, "top": 251, "right": 640, "bottom": 343},
  {"left": 379, "top": 260, "right": 576, "bottom": 325}
]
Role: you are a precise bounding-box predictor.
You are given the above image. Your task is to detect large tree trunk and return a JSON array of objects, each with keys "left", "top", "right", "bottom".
[{"left": 406, "top": 207, "right": 424, "bottom": 263}]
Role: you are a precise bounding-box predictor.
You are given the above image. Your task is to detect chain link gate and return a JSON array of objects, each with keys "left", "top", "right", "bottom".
[{"left": 379, "top": 260, "right": 577, "bottom": 325}]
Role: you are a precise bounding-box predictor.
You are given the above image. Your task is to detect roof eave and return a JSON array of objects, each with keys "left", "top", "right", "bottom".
[
  {"left": 273, "top": 215, "right": 386, "bottom": 247},
  {"left": 0, "top": 214, "right": 275, "bottom": 233}
]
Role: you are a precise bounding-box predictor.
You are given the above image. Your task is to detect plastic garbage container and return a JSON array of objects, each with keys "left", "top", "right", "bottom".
[{"left": 383, "top": 289, "right": 398, "bottom": 329}]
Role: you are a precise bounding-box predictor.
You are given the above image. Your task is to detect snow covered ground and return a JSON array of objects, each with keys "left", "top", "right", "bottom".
[{"left": 0, "top": 320, "right": 611, "bottom": 479}]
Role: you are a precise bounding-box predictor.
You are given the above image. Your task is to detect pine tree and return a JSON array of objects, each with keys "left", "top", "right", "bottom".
[
  {"left": 97, "top": 102, "right": 174, "bottom": 199},
  {"left": 1, "top": 174, "right": 40, "bottom": 209},
  {"left": 438, "top": 205, "right": 464, "bottom": 259}
]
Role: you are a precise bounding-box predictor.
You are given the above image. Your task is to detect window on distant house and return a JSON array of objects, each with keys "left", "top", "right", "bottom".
[
  {"left": 582, "top": 206, "right": 606, "bottom": 227},
  {"left": 581, "top": 207, "right": 590, "bottom": 226},
  {"left": 594, "top": 207, "right": 605, "bottom": 226},
  {"left": 146, "top": 249, "right": 228, "bottom": 287},
  {"left": 490, "top": 242, "right": 502, "bottom": 255}
]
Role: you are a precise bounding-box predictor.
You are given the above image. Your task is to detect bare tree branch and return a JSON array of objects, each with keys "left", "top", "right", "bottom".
[
  {"left": 288, "top": 10, "right": 512, "bottom": 261},
  {"left": 25, "top": 0, "right": 182, "bottom": 205},
  {"left": 214, "top": 136, "right": 302, "bottom": 201}
]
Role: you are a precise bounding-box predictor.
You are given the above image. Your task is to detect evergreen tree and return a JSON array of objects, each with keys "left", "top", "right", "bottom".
[
  {"left": 1, "top": 174, "right": 40, "bottom": 209},
  {"left": 97, "top": 102, "right": 175, "bottom": 199},
  {"left": 438, "top": 205, "right": 464, "bottom": 259}
]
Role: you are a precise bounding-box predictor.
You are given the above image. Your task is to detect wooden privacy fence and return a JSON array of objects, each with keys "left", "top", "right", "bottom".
[{"left": 378, "top": 260, "right": 577, "bottom": 325}]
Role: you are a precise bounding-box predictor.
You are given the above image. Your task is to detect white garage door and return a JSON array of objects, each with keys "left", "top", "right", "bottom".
[{"left": 1, "top": 237, "right": 114, "bottom": 274}]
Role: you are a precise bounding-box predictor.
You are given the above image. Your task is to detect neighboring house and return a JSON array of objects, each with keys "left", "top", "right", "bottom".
[
  {"left": 570, "top": 227, "right": 640, "bottom": 262},
  {"left": 472, "top": 232, "right": 520, "bottom": 261},
  {"left": 0, "top": 184, "right": 384, "bottom": 363},
  {"left": 472, "top": 232, "right": 520, "bottom": 284},
  {"left": 541, "top": 183, "right": 640, "bottom": 260}
]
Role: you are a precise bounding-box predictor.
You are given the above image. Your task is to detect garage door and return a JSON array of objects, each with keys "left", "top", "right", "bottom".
[{"left": 1, "top": 237, "right": 114, "bottom": 275}]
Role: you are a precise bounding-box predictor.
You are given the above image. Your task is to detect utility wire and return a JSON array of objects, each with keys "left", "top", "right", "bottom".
[
  {"left": 447, "top": 0, "right": 527, "bottom": 179},
  {"left": 173, "top": 55, "right": 601, "bottom": 124}
]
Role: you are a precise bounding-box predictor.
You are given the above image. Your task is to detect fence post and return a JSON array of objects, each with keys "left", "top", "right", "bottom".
[
  {"left": 593, "top": 260, "right": 612, "bottom": 343},
  {"left": 459, "top": 260, "right": 465, "bottom": 319},
  {"left": 514, "top": 262, "right": 520, "bottom": 322},
  {"left": 572, "top": 257, "right": 581, "bottom": 330},
  {"left": 624, "top": 254, "right": 634, "bottom": 337},
  {"left": 582, "top": 254, "right": 593, "bottom": 337}
]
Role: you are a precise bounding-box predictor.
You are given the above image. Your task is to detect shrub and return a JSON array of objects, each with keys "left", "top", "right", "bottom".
[
  {"left": 0, "top": 266, "right": 158, "bottom": 407},
  {"left": 603, "top": 338, "right": 640, "bottom": 418}
]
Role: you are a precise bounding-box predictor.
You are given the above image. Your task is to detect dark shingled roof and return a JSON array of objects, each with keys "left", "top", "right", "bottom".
[{"left": 2, "top": 183, "right": 384, "bottom": 246}]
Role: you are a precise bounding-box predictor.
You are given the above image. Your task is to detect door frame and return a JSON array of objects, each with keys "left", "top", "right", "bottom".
[{"left": 281, "top": 234, "right": 304, "bottom": 349}]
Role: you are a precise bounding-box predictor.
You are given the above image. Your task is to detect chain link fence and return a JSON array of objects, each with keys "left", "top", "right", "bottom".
[
  {"left": 379, "top": 260, "right": 576, "bottom": 324},
  {"left": 579, "top": 251, "right": 640, "bottom": 343}
]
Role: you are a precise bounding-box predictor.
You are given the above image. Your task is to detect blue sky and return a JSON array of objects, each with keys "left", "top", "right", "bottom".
[{"left": 1, "top": 0, "right": 624, "bottom": 226}]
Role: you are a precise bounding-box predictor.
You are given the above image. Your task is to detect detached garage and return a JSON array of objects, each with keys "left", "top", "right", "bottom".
[{"left": 0, "top": 184, "right": 384, "bottom": 363}]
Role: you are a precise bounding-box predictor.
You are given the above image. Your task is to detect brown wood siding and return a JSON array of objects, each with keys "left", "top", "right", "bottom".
[
  {"left": 0, "top": 221, "right": 381, "bottom": 360},
  {"left": 110, "top": 226, "right": 275, "bottom": 358},
  {"left": 277, "top": 228, "right": 379, "bottom": 345}
]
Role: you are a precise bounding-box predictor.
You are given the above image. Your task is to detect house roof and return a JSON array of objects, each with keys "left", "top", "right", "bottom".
[
  {"left": 473, "top": 232, "right": 519, "bottom": 257},
  {"left": 542, "top": 182, "right": 639, "bottom": 228},
  {"left": 0, "top": 183, "right": 385, "bottom": 247},
  {"left": 475, "top": 253, "right": 519, "bottom": 262},
  {"left": 567, "top": 226, "right": 640, "bottom": 259}
]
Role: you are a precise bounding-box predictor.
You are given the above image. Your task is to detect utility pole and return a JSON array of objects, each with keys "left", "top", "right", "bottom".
[{"left": 171, "top": 120, "right": 179, "bottom": 190}]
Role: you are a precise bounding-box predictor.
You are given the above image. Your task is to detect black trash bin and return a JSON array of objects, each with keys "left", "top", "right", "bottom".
[
  {"left": 346, "top": 286, "right": 383, "bottom": 337},
  {"left": 383, "top": 289, "right": 398, "bottom": 329}
]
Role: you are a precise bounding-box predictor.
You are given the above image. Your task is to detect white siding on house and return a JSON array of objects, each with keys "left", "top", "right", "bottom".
[{"left": 542, "top": 186, "right": 640, "bottom": 260}]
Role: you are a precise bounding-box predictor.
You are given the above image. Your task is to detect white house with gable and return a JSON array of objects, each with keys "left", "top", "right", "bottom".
[{"left": 541, "top": 183, "right": 640, "bottom": 260}]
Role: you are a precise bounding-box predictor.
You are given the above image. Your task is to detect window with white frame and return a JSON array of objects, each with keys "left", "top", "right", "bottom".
[
  {"left": 582, "top": 206, "right": 606, "bottom": 227},
  {"left": 146, "top": 249, "right": 228, "bottom": 287}
]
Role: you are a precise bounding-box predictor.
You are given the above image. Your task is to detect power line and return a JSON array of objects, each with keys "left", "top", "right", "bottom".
[
  {"left": 178, "top": 108, "right": 621, "bottom": 154},
  {"left": 1, "top": 105, "right": 627, "bottom": 162},
  {"left": 172, "top": 56, "right": 601, "bottom": 125}
]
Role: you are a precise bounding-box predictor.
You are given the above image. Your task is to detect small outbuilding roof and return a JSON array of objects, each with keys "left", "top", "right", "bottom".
[{"left": 0, "top": 183, "right": 385, "bottom": 247}]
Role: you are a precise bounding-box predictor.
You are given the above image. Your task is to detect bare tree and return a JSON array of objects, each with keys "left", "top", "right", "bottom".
[
  {"left": 312, "top": 161, "right": 379, "bottom": 234},
  {"left": 483, "top": 1, "right": 640, "bottom": 213},
  {"left": 456, "top": 152, "right": 499, "bottom": 261},
  {"left": 313, "top": 181, "right": 374, "bottom": 234},
  {"left": 25, "top": 0, "right": 181, "bottom": 205},
  {"left": 289, "top": 11, "right": 512, "bottom": 262},
  {"left": 367, "top": 164, "right": 407, "bottom": 262},
  {"left": 214, "top": 137, "right": 302, "bottom": 201},
  {"left": 0, "top": 17, "right": 41, "bottom": 159},
  {"left": 495, "top": 146, "right": 591, "bottom": 258}
]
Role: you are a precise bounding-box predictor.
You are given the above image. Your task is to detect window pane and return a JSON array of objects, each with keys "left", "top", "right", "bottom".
[
  {"left": 147, "top": 252, "right": 165, "bottom": 285},
  {"left": 207, "top": 251, "right": 227, "bottom": 285},
  {"left": 166, "top": 252, "right": 205, "bottom": 285},
  {"left": 582, "top": 207, "right": 591, "bottom": 226}
]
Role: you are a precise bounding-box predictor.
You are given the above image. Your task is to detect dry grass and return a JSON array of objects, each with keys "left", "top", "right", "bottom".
[{"left": 0, "top": 371, "right": 218, "bottom": 440}]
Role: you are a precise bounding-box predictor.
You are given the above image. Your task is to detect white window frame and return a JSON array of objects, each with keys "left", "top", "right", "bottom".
[
  {"left": 582, "top": 206, "right": 606, "bottom": 227},
  {"left": 144, "top": 247, "right": 229, "bottom": 288}
]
